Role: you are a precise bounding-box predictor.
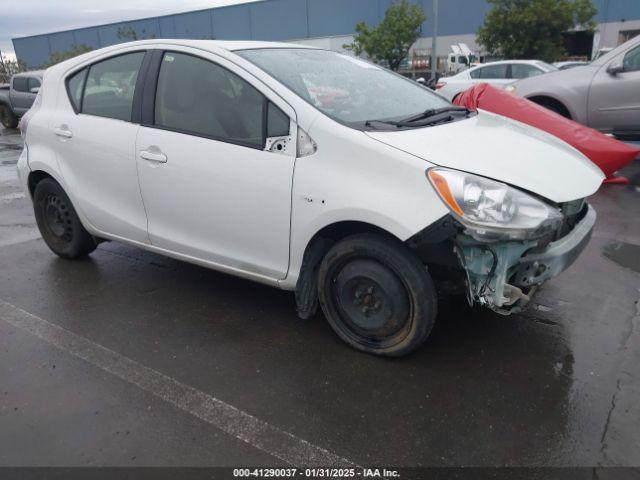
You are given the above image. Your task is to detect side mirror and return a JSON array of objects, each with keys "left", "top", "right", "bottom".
[
  {"left": 416, "top": 77, "right": 426, "bottom": 85},
  {"left": 606, "top": 63, "right": 623, "bottom": 76},
  {"left": 30, "top": 87, "right": 40, "bottom": 94}
]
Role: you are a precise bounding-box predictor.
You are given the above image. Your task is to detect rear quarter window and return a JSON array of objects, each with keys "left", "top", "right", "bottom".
[{"left": 66, "top": 69, "right": 87, "bottom": 112}]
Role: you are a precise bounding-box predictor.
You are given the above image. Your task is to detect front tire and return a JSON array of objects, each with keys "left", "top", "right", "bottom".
[
  {"left": 318, "top": 234, "right": 437, "bottom": 357},
  {"left": 33, "top": 178, "right": 97, "bottom": 259}
]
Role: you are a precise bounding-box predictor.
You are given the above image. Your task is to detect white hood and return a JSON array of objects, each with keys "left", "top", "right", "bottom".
[{"left": 366, "top": 110, "right": 605, "bottom": 203}]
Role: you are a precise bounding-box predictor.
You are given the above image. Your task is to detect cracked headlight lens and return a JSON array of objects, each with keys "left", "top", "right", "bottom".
[{"left": 427, "top": 167, "right": 563, "bottom": 241}]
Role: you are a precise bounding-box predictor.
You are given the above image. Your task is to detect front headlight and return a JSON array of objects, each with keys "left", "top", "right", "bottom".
[{"left": 427, "top": 168, "right": 563, "bottom": 241}]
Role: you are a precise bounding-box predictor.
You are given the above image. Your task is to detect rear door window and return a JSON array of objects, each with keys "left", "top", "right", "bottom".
[{"left": 82, "top": 52, "right": 145, "bottom": 122}]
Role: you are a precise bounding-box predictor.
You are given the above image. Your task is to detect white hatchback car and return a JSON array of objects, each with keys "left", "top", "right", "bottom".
[
  {"left": 18, "top": 40, "right": 603, "bottom": 356},
  {"left": 436, "top": 60, "right": 558, "bottom": 101}
]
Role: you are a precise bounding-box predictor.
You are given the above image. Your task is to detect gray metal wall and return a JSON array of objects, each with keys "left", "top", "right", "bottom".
[{"left": 12, "top": 0, "right": 640, "bottom": 68}]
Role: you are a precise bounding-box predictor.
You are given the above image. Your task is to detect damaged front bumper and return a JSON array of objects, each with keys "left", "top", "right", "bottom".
[{"left": 456, "top": 204, "right": 596, "bottom": 314}]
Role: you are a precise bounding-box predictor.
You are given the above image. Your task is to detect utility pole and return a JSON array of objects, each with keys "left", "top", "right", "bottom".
[{"left": 430, "top": 0, "right": 439, "bottom": 82}]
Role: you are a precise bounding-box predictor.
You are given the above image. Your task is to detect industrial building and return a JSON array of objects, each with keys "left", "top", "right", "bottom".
[{"left": 12, "top": 0, "right": 640, "bottom": 69}]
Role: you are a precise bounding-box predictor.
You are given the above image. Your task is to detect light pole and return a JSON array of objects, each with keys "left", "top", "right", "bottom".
[{"left": 430, "top": 0, "right": 439, "bottom": 82}]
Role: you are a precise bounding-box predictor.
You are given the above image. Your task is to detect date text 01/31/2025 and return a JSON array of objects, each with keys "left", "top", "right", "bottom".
[{"left": 233, "top": 468, "right": 400, "bottom": 478}]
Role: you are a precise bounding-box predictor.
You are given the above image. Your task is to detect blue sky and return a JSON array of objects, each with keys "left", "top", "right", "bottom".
[{"left": 0, "top": 0, "right": 261, "bottom": 60}]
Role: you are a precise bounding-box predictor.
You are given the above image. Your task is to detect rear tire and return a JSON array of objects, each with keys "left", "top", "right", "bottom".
[
  {"left": 0, "top": 105, "right": 19, "bottom": 129},
  {"left": 318, "top": 234, "right": 437, "bottom": 357},
  {"left": 33, "top": 178, "right": 97, "bottom": 259}
]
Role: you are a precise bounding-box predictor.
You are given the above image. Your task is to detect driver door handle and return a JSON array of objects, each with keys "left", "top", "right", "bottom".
[
  {"left": 53, "top": 126, "right": 73, "bottom": 139},
  {"left": 140, "top": 149, "right": 167, "bottom": 163}
]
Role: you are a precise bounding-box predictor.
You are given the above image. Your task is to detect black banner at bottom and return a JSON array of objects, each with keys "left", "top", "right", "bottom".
[{"left": 0, "top": 467, "right": 639, "bottom": 480}]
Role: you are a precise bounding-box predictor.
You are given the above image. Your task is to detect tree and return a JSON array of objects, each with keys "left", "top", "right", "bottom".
[
  {"left": 477, "top": 0, "right": 597, "bottom": 62},
  {"left": 117, "top": 26, "right": 157, "bottom": 41},
  {"left": 43, "top": 44, "right": 94, "bottom": 68},
  {"left": 117, "top": 26, "right": 139, "bottom": 41},
  {"left": 0, "top": 53, "right": 26, "bottom": 83},
  {"left": 346, "top": 0, "right": 426, "bottom": 71}
]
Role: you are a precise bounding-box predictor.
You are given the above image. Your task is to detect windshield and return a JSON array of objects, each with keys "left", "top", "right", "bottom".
[{"left": 237, "top": 48, "right": 451, "bottom": 127}]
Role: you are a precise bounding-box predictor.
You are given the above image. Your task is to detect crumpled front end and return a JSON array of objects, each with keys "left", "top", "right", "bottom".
[{"left": 455, "top": 201, "right": 595, "bottom": 314}]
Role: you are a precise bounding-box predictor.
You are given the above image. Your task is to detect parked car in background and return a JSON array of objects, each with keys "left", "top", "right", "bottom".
[
  {"left": 507, "top": 35, "right": 640, "bottom": 138},
  {"left": 593, "top": 47, "right": 613, "bottom": 60},
  {"left": 0, "top": 70, "right": 43, "bottom": 128},
  {"left": 435, "top": 60, "right": 557, "bottom": 101},
  {"left": 554, "top": 61, "right": 589, "bottom": 70},
  {"left": 18, "top": 40, "right": 603, "bottom": 356}
]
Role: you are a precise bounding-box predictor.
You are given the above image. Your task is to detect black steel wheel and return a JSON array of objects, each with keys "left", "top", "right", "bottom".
[
  {"left": 33, "top": 178, "right": 97, "bottom": 259},
  {"left": 318, "top": 234, "right": 437, "bottom": 357}
]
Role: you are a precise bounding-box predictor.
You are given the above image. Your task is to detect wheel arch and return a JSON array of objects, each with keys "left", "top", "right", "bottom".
[
  {"left": 26, "top": 167, "right": 96, "bottom": 238},
  {"left": 292, "top": 220, "right": 406, "bottom": 320},
  {"left": 527, "top": 95, "right": 573, "bottom": 120},
  {"left": 27, "top": 169, "right": 56, "bottom": 199}
]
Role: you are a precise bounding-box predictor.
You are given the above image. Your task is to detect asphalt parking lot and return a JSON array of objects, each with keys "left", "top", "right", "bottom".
[{"left": 0, "top": 126, "right": 639, "bottom": 469}]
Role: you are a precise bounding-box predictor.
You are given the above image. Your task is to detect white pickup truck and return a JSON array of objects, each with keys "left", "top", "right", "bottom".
[{"left": 0, "top": 70, "right": 43, "bottom": 129}]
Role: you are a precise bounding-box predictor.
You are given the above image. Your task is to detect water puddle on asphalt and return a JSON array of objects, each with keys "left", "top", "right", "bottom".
[
  {"left": 0, "top": 145, "right": 21, "bottom": 161},
  {"left": 603, "top": 241, "right": 640, "bottom": 274}
]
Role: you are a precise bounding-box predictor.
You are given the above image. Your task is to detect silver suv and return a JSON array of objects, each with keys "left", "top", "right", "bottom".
[{"left": 508, "top": 35, "right": 640, "bottom": 139}]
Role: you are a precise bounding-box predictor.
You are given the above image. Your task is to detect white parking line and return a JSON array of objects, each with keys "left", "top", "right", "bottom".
[
  {"left": 0, "top": 192, "right": 26, "bottom": 202},
  {"left": 0, "top": 300, "right": 356, "bottom": 468},
  {"left": 0, "top": 232, "right": 41, "bottom": 248}
]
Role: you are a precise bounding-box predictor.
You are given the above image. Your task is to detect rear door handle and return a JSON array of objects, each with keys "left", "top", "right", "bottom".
[
  {"left": 140, "top": 149, "right": 167, "bottom": 163},
  {"left": 53, "top": 126, "right": 73, "bottom": 139}
]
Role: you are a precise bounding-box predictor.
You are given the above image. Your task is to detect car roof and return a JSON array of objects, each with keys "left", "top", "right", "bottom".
[
  {"left": 201, "top": 40, "right": 317, "bottom": 51},
  {"left": 99, "top": 39, "right": 318, "bottom": 52},
  {"left": 44, "top": 39, "right": 324, "bottom": 82}
]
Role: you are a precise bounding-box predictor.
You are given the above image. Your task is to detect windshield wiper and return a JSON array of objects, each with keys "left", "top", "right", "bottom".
[
  {"left": 364, "top": 119, "right": 401, "bottom": 128},
  {"left": 365, "top": 106, "right": 471, "bottom": 129},
  {"left": 396, "top": 106, "right": 470, "bottom": 124}
]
